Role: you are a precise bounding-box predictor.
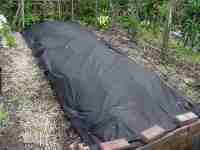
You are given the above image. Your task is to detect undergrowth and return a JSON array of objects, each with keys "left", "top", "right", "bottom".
[
  {"left": 0, "top": 104, "right": 8, "bottom": 127},
  {"left": 0, "top": 24, "right": 16, "bottom": 47},
  {"left": 116, "top": 16, "right": 200, "bottom": 64}
]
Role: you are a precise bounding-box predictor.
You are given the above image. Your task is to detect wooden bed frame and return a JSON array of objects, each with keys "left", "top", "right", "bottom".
[
  {"left": 138, "top": 120, "right": 200, "bottom": 150},
  {"left": 100, "top": 119, "right": 200, "bottom": 150}
]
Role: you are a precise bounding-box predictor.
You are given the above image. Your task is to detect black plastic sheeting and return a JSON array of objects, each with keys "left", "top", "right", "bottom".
[{"left": 23, "top": 21, "right": 200, "bottom": 149}]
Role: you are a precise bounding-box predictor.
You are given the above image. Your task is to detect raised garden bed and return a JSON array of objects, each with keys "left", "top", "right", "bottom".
[{"left": 101, "top": 119, "right": 200, "bottom": 150}]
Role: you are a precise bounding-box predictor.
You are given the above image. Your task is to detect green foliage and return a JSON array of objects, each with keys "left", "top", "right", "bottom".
[
  {"left": 183, "top": 19, "right": 200, "bottom": 47},
  {"left": 0, "top": 24, "right": 16, "bottom": 47},
  {"left": 24, "top": 14, "right": 40, "bottom": 27},
  {"left": 80, "top": 16, "right": 96, "bottom": 25},
  {"left": 112, "top": 0, "right": 129, "bottom": 10},
  {"left": 117, "top": 15, "right": 142, "bottom": 37},
  {"left": 0, "top": 0, "right": 16, "bottom": 24},
  {"left": 0, "top": 0, "right": 199, "bottom": 64},
  {"left": 0, "top": 104, "right": 8, "bottom": 126},
  {"left": 175, "top": 47, "right": 200, "bottom": 64},
  {"left": 182, "top": 0, "right": 200, "bottom": 48},
  {"left": 5, "top": 34, "right": 16, "bottom": 47},
  {"left": 78, "top": 0, "right": 96, "bottom": 24},
  {"left": 23, "top": 0, "right": 40, "bottom": 27},
  {"left": 97, "top": 15, "right": 111, "bottom": 29},
  {"left": 0, "top": 110, "right": 8, "bottom": 123},
  {"left": 158, "top": 1, "right": 168, "bottom": 22}
]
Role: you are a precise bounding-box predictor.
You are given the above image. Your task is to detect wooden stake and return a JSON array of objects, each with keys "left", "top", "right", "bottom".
[
  {"left": 161, "top": 0, "right": 176, "bottom": 64},
  {"left": 12, "top": 0, "right": 21, "bottom": 27},
  {"left": 57, "top": 0, "right": 61, "bottom": 19},
  {"left": 71, "top": 0, "right": 74, "bottom": 21},
  {"left": 0, "top": 67, "right": 4, "bottom": 102},
  {"left": 0, "top": 67, "right": 2, "bottom": 96},
  {"left": 21, "top": 0, "right": 25, "bottom": 28},
  {"left": 96, "top": 0, "right": 98, "bottom": 19}
]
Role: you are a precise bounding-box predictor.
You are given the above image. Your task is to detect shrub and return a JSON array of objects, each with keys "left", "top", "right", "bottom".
[
  {"left": 117, "top": 15, "right": 142, "bottom": 37},
  {"left": 0, "top": 24, "right": 16, "bottom": 47},
  {"left": 97, "top": 15, "right": 111, "bottom": 29}
]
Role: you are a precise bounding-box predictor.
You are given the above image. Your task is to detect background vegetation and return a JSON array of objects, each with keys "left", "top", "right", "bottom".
[{"left": 0, "top": 0, "right": 199, "bottom": 64}]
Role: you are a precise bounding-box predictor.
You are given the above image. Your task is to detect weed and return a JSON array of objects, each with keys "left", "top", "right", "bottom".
[
  {"left": 0, "top": 24, "right": 16, "bottom": 47},
  {"left": 175, "top": 47, "right": 200, "bottom": 64},
  {"left": 0, "top": 104, "right": 8, "bottom": 127}
]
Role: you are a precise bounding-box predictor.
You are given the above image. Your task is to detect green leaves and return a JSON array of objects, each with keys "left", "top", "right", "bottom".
[
  {"left": 182, "top": 0, "right": 200, "bottom": 47},
  {"left": 97, "top": 15, "right": 111, "bottom": 29},
  {"left": 24, "top": 14, "right": 40, "bottom": 27},
  {"left": 0, "top": 104, "right": 8, "bottom": 127},
  {"left": 117, "top": 15, "right": 142, "bottom": 37},
  {"left": 0, "top": 24, "right": 16, "bottom": 47},
  {"left": 188, "top": 0, "right": 200, "bottom": 11}
]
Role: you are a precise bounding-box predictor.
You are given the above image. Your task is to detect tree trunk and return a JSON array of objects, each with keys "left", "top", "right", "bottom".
[
  {"left": 12, "top": 1, "right": 21, "bottom": 28},
  {"left": 71, "top": 0, "right": 74, "bottom": 21},
  {"left": 21, "top": 0, "right": 25, "bottom": 28},
  {"left": 58, "top": 0, "right": 61, "bottom": 20},
  {"left": 109, "top": 0, "right": 113, "bottom": 17},
  {"left": 96, "top": 0, "right": 99, "bottom": 19},
  {"left": 161, "top": 0, "right": 175, "bottom": 64}
]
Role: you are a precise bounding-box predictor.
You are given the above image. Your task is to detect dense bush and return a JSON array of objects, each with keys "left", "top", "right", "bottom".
[
  {"left": 0, "top": 24, "right": 16, "bottom": 47},
  {"left": 182, "top": 0, "right": 200, "bottom": 48}
]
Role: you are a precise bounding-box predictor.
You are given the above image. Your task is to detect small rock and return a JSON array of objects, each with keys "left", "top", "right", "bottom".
[
  {"left": 121, "top": 36, "right": 130, "bottom": 41},
  {"left": 170, "top": 31, "right": 183, "bottom": 39}
]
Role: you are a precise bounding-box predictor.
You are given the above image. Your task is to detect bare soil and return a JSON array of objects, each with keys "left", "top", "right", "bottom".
[{"left": 0, "top": 33, "right": 84, "bottom": 150}]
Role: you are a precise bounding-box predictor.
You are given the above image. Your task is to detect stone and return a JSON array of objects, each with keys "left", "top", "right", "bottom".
[
  {"left": 175, "top": 112, "right": 198, "bottom": 126},
  {"left": 141, "top": 125, "right": 166, "bottom": 143}
]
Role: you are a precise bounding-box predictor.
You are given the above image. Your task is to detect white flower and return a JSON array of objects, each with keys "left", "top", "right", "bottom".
[
  {"left": 0, "top": 15, "right": 7, "bottom": 24},
  {"left": 0, "top": 15, "right": 7, "bottom": 29}
]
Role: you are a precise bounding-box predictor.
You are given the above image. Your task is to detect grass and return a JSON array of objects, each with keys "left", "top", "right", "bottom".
[
  {"left": 0, "top": 24, "right": 16, "bottom": 47},
  {"left": 0, "top": 110, "right": 8, "bottom": 122},
  {"left": 175, "top": 47, "right": 200, "bottom": 64},
  {"left": 0, "top": 104, "right": 8, "bottom": 126},
  {"left": 168, "top": 38, "right": 200, "bottom": 64},
  {"left": 139, "top": 27, "right": 162, "bottom": 46},
  {"left": 134, "top": 24, "right": 200, "bottom": 64},
  {"left": 116, "top": 16, "right": 200, "bottom": 64}
]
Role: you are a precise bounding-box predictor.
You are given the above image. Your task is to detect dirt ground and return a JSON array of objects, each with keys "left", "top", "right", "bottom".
[
  {"left": 0, "top": 33, "right": 84, "bottom": 150},
  {"left": 0, "top": 26, "right": 199, "bottom": 150}
]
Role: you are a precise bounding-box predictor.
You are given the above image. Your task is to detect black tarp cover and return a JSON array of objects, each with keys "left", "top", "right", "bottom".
[{"left": 23, "top": 21, "right": 198, "bottom": 149}]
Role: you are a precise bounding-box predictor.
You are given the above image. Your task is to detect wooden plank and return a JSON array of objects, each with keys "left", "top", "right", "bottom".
[
  {"left": 100, "top": 138, "right": 130, "bottom": 150},
  {"left": 99, "top": 120, "right": 200, "bottom": 150},
  {"left": 137, "top": 120, "right": 200, "bottom": 150}
]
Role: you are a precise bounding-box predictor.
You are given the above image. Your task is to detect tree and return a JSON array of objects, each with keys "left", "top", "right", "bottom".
[
  {"left": 161, "top": 0, "right": 176, "bottom": 63},
  {"left": 21, "top": 0, "right": 25, "bottom": 28},
  {"left": 182, "top": 0, "right": 200, "bottom": 48}
]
